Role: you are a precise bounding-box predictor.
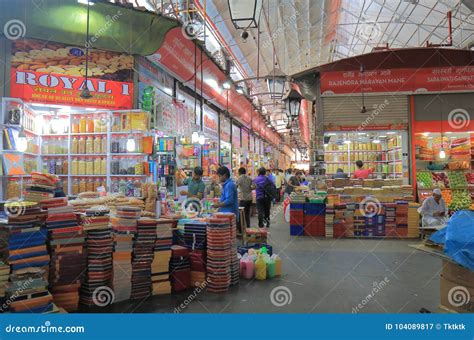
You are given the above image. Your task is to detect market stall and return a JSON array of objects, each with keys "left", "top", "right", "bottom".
[{"left": 220, "top": 115, "right": 232, "bottom": 169}]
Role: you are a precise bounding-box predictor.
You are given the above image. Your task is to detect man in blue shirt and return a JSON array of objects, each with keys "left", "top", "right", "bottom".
[
  {"left": 212, "top": 166, "right": 239, "bottom": 220},
  {"left": 254, "top": 167, "right": 273, "bottom": 228}
]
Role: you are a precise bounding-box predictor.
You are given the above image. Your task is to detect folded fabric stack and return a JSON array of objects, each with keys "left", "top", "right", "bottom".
[
  {"left": 79, "top": 208, "right": 113, "bottom": 307},
  {"left": 344, "top": 203, "right": 356, "bottom": 237},
  {"left": 170, "top": 245, "right": 191, "bottom": 292},
  {"left": 206, "top": 218, "right": 231, "bottom": 293},
  {"left": 0, "top": 261, "right": 8, "bottom": 306},
  {"left": 395, "top": 201, "right": 409, "bottom": 237},
  {"left": 42, "top": 198, "right": 86, "bottom": 312},
  {"left": 24, "top": 172, "right": 57, "bottom": 203},
  {"left": 353, "top": 207, "right": 365, "bottom": 237},
  {"left": 110, "top": 207, "right": 140, "bottom": 303},
  {"left": 151, "top": 219, "right": 174, "bottom": 295},
  {"left": 190, "top": 250, "right": 206, "bottom": 287},
  {"left": 325, "top": 205, "right": 334, "bottom": 238},
  {"left": 333, "top": 204, "right": 347, "bottom": 238},
  {"left": 408, "top": 203, "right": 421, "bottom": 238},
  {"left": 214, "top": 213, "right": 239, "bottom": 286},
  {"left": 1, "top": 201, "right": 52, "bottom": 313},
  {"left": 130, "top": 218, "right": 157, "bottom": 300},
  {"left": 384, "top": 203, "right": 397, "bottom": 237}
]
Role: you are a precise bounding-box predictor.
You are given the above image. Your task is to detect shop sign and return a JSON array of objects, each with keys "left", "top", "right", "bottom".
[
  {"left": 220, "top": 116, "right": 231, "bottom": 143},
  {"left": 203, "top": 108, "right": 218, "bottom": 138},
  {"left": 325, "top": 123, "right": 408, "bottom": 131},
  {"left": 232, "top": 124, "right": 241, "bottom": 149},
  {"left": 10, "top": 38, "right": 134, "bottom": 109},
  {"left": 321, "top": 66, "right": 474, "bottom": 95}
]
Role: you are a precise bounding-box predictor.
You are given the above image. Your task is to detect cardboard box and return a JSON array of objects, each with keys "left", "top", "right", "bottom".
[
  {"left": 440, "top": 274, "right": 474, "bottom": 313},
  {"left": 442, "top": 260, "right": 474, "bottom": 288}
]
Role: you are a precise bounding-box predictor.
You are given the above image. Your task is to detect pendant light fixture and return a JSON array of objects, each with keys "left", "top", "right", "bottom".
[
  {"left": 80, "top": 0, "right": 93, "bottom": 99},
  {"left": 227, "top": 0, "right": 262, "bottom": 29}
]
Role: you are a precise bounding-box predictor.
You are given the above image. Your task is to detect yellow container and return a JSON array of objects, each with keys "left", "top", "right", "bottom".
[{"left": 255, "top": 255, "right": 267, "bottom": 280}]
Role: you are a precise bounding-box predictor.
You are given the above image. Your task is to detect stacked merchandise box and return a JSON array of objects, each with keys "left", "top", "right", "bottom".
[
  {"left": 110, "top": 208, "right": 138, "bottom": 303},
  {"left": 289, "top": 203, "right": 304, "bottom": 236},
  {"left": 0, "top": 261, "right": 8, "bottom": 306},
  {"left": 214, "top": 213, "right": 239, "bottom": 286},
  {"left": 1, "top": 200, "right": 53, "bottom": 313},
  {"left": 407, "top": 203, "right": 420, "bottom": 238},
  {"left": 333, "top": 204, "right": 347, "bottom": 238},
  {"left": 79, "top": 207, "right": 113, "bottom": 307},
  {"left": 396, "top": 201, "right": 409, "bottom": 237},
  {"left": 384, "top": 203, "right": 397, "bottom": 237},
  {"left": 303, "top": 203, "right": 325, "bottom": 237},
  {"left": 151, "top": 219, "right": 174, "bottom": 295},
  {"left": 169, "top": 245, "right": 191, "bottom": 292},
  {"left": 344, "top": 203, "right": 356, "bottom": 237},
  {"left": 325, "top": 205, "right": 334, "bottom": 238},
  {"left": 42, "top": 197, "right": 86, "bottom": 312},
  {"left": 353, "top": 207, "right": 365, "bottom": 237},
  {"left": 183, "top": 220, "right": 207, "bottom": 287},
  {"left": 131, "top": 218, "right": 157, "bottom": 300},
  {"left": 440, "top": 260, "right": 474, "bottom": 313},
  {"left": 206, "top": 218, "right": 231, "bottom": 293}
]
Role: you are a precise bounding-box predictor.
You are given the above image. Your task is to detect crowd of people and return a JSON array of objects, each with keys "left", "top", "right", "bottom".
[{"left": 179, "top": 166, "right": 307, "bottom": 231}]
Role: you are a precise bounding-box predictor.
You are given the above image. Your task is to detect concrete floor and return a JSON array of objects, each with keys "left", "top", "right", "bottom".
[{"left": 83, "top": 204, "right": 441, "bottom": 313}]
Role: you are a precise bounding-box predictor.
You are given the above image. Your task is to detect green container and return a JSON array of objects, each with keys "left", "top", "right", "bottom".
[{"left": 266, "top": 258, "right": 276, "bottom": 279}]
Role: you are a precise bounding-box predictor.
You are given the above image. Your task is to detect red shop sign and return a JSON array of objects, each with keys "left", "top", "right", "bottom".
[
  {"left": 321, "top": 66, "right": 474, "bottom": 95},
  {"left": 10, "top": 69, "right": 133, "bottom": 109}
]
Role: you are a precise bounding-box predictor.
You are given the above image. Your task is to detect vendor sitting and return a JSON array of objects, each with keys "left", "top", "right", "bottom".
[
  {"left": 180, "top": 166, "right": 205, "bottom": 199},
  {"left": 419, "top": 188, "right": 449, "bottom": 227}
]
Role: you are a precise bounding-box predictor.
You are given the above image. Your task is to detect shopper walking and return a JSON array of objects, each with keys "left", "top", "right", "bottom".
[
  {"left": 236, "top": 167, "right": 255, "bottom": 229},
  {"left": 212, "top": 166, "right": 239, "bottom": 220},
  {"left": 253, "top": 167, "right": 277, "bottom": 228},
  {"left": 274, "top": 169, "right": 284, "bottom": 202}
]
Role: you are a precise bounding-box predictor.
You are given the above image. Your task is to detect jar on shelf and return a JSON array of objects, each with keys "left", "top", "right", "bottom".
[
  {"left": 71, "top": 158, "right": 78, "bottom": 175},
  {"left": 86, "top": 136, "right": 93, "bottom": 154},
  {"left": 93, "top": 158, "right": 101, "bottom": 175},
  {"left": 86, "top": 118, "right": 94, "bottom": 133},
  {"left": 94, "top": 136, "right": 102, "bottom": 154},
  {"left": 72, "top": 118, "right": 80, "bottom": 134},
  {"left": 55, "top": 159, "right": 62, "bottom": 175},
  {"left": 72, "top": 179, "right": 79, "bottom": 195},
  {"left": 78, "top": 137, "right": 86, "bottom": 154},
  {"left": 79, "top": 117, "right": 87, "bottom": 133},
  {"left": 86, "top": 179, "right": 94, "bottom": 192},
  {"left": 111, "top": 138, "right": 119, "bottom": 153},
  {"left": 101, "top": 136, "right": 107, "bottom": 154},
  {"left": 78, "top": 158, "right": 86, "bottom": 175},
  {"left": 111, "top": 179, "right": 119, "bottom": 193},
  {"left": 101, "top": 157, "right": 107, "bottom": 175},
  {"left": 71, "top": 137, "right": 79, "bottom": 154},
  {"left": 134, "top": 162, "right": 143, "bottom": 175},
  {"left": 48, "top": 159, "right": 56, "bottom": 174},
  {"left": 133, "top": 180, "right": 142, "bottom": 197},
  {"left": 126, "top": 178, "right": 134, "bottom": 197},
  {"left": 86, "top": 158, "right": 94, "bottom": 174},
  {"left": 79, "top": 178, "right": 87, "bottom": 192}
]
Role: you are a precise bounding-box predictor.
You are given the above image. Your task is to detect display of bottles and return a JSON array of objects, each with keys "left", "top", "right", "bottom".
[
  {"left": 79, "top": 117, "right": 87, "bottom": 133},
  {"left": 71, "top": 137, "right": 78, "bottom": 154},
  {"left": 78, "top": 137, "right": 86, "bottom": 154},
  {"left": 70, "top": 157, "right": 106, "bottom": 175},
  {"left": 94, "top": 136, "right": 103, "bottom": 154},
  {"left": 42, "top": 138, "right": 67, "bottom": 154}
]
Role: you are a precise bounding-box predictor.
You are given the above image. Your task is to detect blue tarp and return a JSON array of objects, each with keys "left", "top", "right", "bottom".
[{"left": 430, "top": 210, "right": 474, "bottom": 271}]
